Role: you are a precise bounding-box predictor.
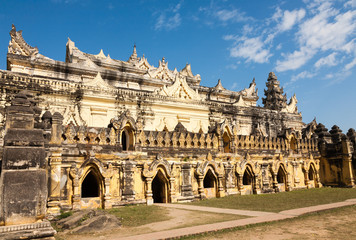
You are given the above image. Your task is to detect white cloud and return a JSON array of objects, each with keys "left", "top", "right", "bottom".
[
  {"left": 344, "top": 0, "right": 356, "bottom": 8},
  {"left": 276, "top": 1, "right": 356, "bottom": 71},
  {"left": 325, "top": 69, "right": 352, "bottom": 85},
  {"left": 345, "top": 58, "right": 356, "bottom": 70},
  {"left": 214, "top": 8, "right": 252, "bottom": 23},
  {"left": 223, "top": 35, "right": 236, "bottom": 41},
  {"left": 279, "top": 9, "right": 306, "bottom": 31},
  {"left": 154, "top": 3, "right": 182, "bottom": 31},
  {"left": 298, "top": 8, "right": 356, "bottom": 52},
  {"left": 229, "top": 37, "right": 272, "bottom": 64},
  {"left": 215, "top": 9, "right": 238, "bottom": 22},
  {"left": 242, "top": 24, "right": 253, "bottom": 35},
  {"left": 272, "top": 7, "right": 283, "bottom": 22},
  {"left": 314, "top": 52, "right": 338, "bottom": 68},
  {"left": 276, "top": 47, "right": 315, "bottom": 71},
  {"left": 291, "top": 71, "right": 315, "bottom": 83}
]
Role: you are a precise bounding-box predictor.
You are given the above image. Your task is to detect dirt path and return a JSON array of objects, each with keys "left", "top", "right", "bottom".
[
  {"left": 201, "top": 205, "right": 356, "bottom": 240},
  {"left": 137, "top": 208, "right": 192, "bottom": 232},
  {"left": 56, "top": 207, "right": 244, "bottom": 240},
  {"left": 55, "top": 200, "right": 356, "bottom": 240}
]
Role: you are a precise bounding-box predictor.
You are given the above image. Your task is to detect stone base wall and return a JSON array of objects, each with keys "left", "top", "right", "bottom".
[{"left": 47, "top": 150, "right": 321, "bottom": 213}]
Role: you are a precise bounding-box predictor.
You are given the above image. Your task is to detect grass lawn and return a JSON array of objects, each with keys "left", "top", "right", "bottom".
[
  {"left": 105, "top": 204, "right": 170, "bottom": 227},
  {"left": 186, "top": 187, "right": 356, "bottom": 212}
]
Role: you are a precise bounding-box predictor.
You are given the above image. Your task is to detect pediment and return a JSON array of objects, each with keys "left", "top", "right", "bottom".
[
  {"left": 146, "top": 57, "right": 176, "bottom": 81},
  {"left": 158, "top": 74, "right": 201, "bottom": 100},
  {"left": 83, "top": 72, "right": 115, "bottom": 90}
]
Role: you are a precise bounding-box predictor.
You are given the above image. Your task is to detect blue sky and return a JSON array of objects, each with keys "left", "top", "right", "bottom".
[{"left": 0, "top": 0, "right": 355, "bottom": 132}]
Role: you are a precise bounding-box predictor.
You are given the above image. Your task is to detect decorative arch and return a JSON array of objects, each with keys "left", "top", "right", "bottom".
[
  {"left": 110, "top": 111, "right": 137, "bottom": 132},
  {"left": 143, "top": 159, "right": 172, "bottom": 178},
  {"left": 276, "top": 165, "right": 287, "bottom": 185},
  {"left": 120, "top": 122, "right": 135, "bottom": 151},
  {"left": 302, "top": 158, "right": 320, "bottom": 189},
  {"left": 307, "top": 162, "right": 318, "bottom": 188},
  {"left": 271, "top": 162, "right": 288, "bottom": 192},
  {"left": 152, "top": 167, "right": 170, "bottom": 203},
  {"left": 309, "top": 163, "right": 316, "bottom": 180},
  {"left": 203, "top": 166, "right": 218, "bottom": 198},
  {"left": 80, "top": 158, "right": 105, "bottom": 175},
  {"left": 195, "top": 160, "right": 224, "bottom": 199},
  {"left": 239, "top": 163, "right": 255, "bottom": 195},
  {"left": 235, "top": 160, "right": 257, "bottom": 176},
  {"left": 79, "top": 163, "right": 104, "bottom": 208},
  {"left": 142, "top": 158, "right": 174, "bottom": 204},
  {"left": 285, "top": 130, "right": 300, "bottom": 152},
  {"left": 110, "top": 111, "right": 137, "bottom": 151},
  {"left": 196, "top": 160, "right": 224, "bottom": 177}
]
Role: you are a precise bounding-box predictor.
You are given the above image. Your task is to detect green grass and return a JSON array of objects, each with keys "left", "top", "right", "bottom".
[
  {"left": 178, "top": 205, "right": 356, "bottom": 240},
  {"left": 186, "top": 187, "right": 356, "bottom": 212},
  {"left": 105, "top": 204, "right": 170, "bottom": 227},
  {"left": 56, "top": 210, "right": 73, "bottom": 220}
]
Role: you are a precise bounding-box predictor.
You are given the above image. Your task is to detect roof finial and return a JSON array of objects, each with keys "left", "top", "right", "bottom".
[
  {"left": 128, "top": 43, "right": 139, "bottom": 63},
  {"left": 133, "top": 43, "right": 137, "bottom": 55}
]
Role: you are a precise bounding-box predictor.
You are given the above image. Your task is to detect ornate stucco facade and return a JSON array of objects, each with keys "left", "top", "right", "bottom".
[{"left": 0, "top": 25, "right": 354, "bottom": 216}]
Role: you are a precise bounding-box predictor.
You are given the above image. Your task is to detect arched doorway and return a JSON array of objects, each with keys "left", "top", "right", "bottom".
[
  {"left": 223, "top": 131, "right": 231, "bottom": 153},
  {"left": 203, "top": 168, "right": 217, "bottom": 198},
  {"left": 81, "top": 168, "right": 103, "bottom": 208},
  {"left": 121, "top": 123, "right": 135, "bottom": 151},
  {"left": 152, "top": 169, "right": 169, "bottom": 203},
  {"left": 277, "top": 166, "right": 287, "bottom": 192},
  {"left": 242, "top": 166, "right": 254, "bottom": 195},
  {"left": 308, "top": 164, "right": 317, "bottom": 188}
]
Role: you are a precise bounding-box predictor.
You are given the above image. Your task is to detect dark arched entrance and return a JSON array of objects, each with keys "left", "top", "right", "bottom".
[
  {"left": 203, "top": 168, "right": 217, "bottom": 198},
  {"left": 242, "top": 166, "right": 254, "bottom": 194},
  {"left": 152, "top": 170, "right": 169, "bottom": 203},
  {"left": 277, "top": 166, "right": 287, "bottom": 191},
  {"left": 81, "top": 170, "right": 99, "bottom": 198},
  {"left": 121, "top": 131, "right": 127, "bottom": 150},
  {"left": 308, "top": 165, "right": 317, "bottom": 188}
]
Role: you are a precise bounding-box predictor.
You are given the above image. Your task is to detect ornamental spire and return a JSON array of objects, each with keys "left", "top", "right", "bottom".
[
  {"left": 128, "top": 44, "right": 139, "bottom": 63},
  {"left": 262, "top": 72, "right": 287, "bottom": 111}
]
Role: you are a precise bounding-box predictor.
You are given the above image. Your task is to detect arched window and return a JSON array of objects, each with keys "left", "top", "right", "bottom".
[
  {"left": 121, "top": 131, "right": 127, "bottom": 150},
  {"left": 223, "top": 131, "right": 231, "bottom": 153},
  {"left": 81, "top": 170, "right": 100, "bottom": 198},
  {"left": 120, "top": 123, "right": 135, "bottom": 151},
  {"left": 290, "top": 136, "right": 297, "bottom": 152}
]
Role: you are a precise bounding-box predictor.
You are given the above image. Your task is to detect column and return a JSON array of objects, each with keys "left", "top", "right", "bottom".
[
  {"left": 169, "top": 177, "right": 176, "bottom": 202},
  {"left": 47, "top": 148, "right": 62, "bottom": 215},
  {"left": 103, "top": 177, "right": 112, "bottom": 209},
  {"left": 198, "top": 175, "right": 206, "bottom": 199},
  {"left": 145, "top": 177, "right": 153, "bottom": 205}
]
